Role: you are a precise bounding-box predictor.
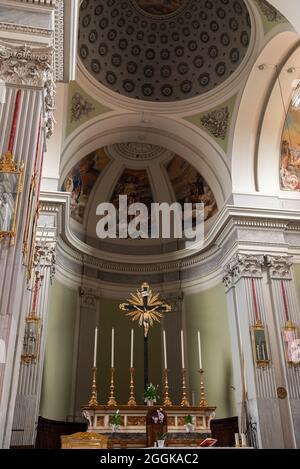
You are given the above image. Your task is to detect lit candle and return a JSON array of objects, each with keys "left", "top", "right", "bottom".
[
  {"left": 130, "top": 328, "right": 134, "bottom": 368},
  {"left": 93, "top": 327, "right": 98, "bottom": 368},
  {"left": 241, "top": 433, "right": 247, "bottom": 447},
  {"left": 163, "top": 330, "right": 167, "bottom": 369},
  {"left": 111, "top": 328, "right": 115, "bottom": 368},
  {"left": 197, "top": 330, "right": 202, "bottom": 370},
  {"left": 262, "top": 343, "right": 266, "bottom": 361},
  {"left": 181, "top": 330, "right": 185, "bottom": 369}
]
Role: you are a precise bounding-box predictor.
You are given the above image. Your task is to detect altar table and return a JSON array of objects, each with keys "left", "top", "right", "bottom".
[{"left": 82, "top": 405, "right": 216, "bottom": 435}]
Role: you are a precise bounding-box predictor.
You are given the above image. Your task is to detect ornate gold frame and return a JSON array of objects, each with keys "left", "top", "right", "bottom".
[
  {"left": 251, "top": 320, "right": 271, "bottom": 368},
  {"left": 0, "top": 151, "right": 24, "bottom": 246},
  {"left": 282, "top": 320, "right": 299, "bottom": 366}
]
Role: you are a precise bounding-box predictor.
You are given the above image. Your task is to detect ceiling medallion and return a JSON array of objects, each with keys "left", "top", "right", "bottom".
[{"left": 112, "top": 142, "right": 166, "bottom": 161}]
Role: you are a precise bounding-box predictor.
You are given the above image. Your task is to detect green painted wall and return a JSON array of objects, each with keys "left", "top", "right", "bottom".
[
  {"left": 97, "top": 298, "right": 162, "bottom": 406},
  {"left": 40, "top": 279, "right": 77, "bottom": 421},
  {"left": 185, "top": 284, "right": 236, "bottom": 419},
  {"left": 294, "top": 264, "right": 300, "bottom": 304}
]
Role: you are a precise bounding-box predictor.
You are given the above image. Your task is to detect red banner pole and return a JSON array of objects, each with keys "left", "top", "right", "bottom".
[
  {"left": 8, "top": 89, "right": 21, "bottom": 154},
  {"left": 251, "top": 278, "right": 260, "bottom": 322},
  {"left": 281, "top": 280, "right": 290, "bottom": 322}
]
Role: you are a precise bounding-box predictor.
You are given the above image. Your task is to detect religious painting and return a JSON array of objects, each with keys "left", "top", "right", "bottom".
[
  {"left": 111, "top": 168, "right": 154, "bottom": 236},
  {"left": 135, "top": 0, "right": 184, "bottom": 16},
  {"left": 251, "top": 321, "right": 270, "bottom": 367},
  {"left": 62, "top": 149, "right": 110, "bottom": 223},
  {"left": 0, "top": 152, "right": 24, "bottom": 245},
  {"left": 166, "top": 155, "right": 217, "bottom": 222},
  {"left": 282, "top": 322, "right": 300, "bottom": 366},
  {"left": 280, "top": 103, "right": 300, "bottom": 191}
]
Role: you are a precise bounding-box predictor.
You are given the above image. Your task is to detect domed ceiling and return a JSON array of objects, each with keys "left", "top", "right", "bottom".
[
  {"left": 62, "top": 143, "right": 217, "bottom": 229},
  {"left": 78, "top": 0, "right": 251, "bottom": 102}
]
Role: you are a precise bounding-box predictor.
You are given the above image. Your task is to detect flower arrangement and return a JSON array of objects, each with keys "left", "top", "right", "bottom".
[
  {"left": 109, "top": 409, "right": 121, "bottom": 432},
  {"left": 143, "top": 383, "right": 160, "bottom": 405},
  {"left": 156, "top": 432, "right": 168, "bottom": 448},
  {"left": 152, "top": 408, "right": 165, "bottom": 424}
]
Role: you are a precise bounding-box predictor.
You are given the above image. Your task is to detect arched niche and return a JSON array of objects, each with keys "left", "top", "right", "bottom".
[
  {"left": 231, "top": 31, "right": 299, "bottom": 194},
  {"left": 60, "top": 112, "right": 231, "bottom": 211}
]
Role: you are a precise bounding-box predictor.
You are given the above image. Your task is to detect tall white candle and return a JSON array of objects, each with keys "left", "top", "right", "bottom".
[
  {"left": 111, "top": 328, "right": 115, "bottom": 368},
  {"left": 130, "top": 329, "right": 134, "bottom": 368},
  {"left": 197, "top": 330, "right": 202, "bottom": 369},
  {"left": 181, "top": 330, "right": 185, "bottom": 369},
  {"left": 163, "top": 330, "right": 167, "bottom": 369},
  {"left": 93, "top": 327, "right": 98, "bottom": 368}
]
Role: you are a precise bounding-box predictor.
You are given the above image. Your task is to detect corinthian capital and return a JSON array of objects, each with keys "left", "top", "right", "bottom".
[
  {"left": 0, "top": 42, "right": 56, "bottom": 138},
  {"left": 223, "top": 254, "right": 264, "bottom": 289},
  {"left": 266, "top": 256, "right": 293, "bottom": 280}
]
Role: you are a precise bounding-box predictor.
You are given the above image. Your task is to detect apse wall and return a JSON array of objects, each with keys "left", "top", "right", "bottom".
[
  {"left": 185, "top": 284, "right": 236, "bottom": 418},
  {"left": 40, "top": 280, "right": 77, "bottom": 421},
  {"left": 40, "top": 280, "right": 235, "bottom": 421}
]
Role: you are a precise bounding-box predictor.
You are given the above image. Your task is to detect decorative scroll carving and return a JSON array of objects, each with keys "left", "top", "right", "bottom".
[
  {"left": 0, "top": 42, "right": 56, "bottom": 138},
  {"left": 79, "top": 287, "right": 98, "bottom": 308},
  {"left": 200, "top": 107, "right": 230, "bottom": 140},
  {"left": 266, "top": 256, "right": 293, "bottom": 280},
  {"left": 223, "top": 254, "right": 264, "bottom": 290}
]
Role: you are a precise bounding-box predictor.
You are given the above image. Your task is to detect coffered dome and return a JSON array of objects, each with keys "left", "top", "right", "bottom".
[{"left": 78, "top": 0, "right": 251, "bottom": 102}]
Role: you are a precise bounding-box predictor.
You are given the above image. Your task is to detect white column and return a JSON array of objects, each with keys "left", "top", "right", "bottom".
[
  {"left": 0, "top": 43, "right": 55, "bottom": 448},
  {"left": 223, "top": 254, "right": 293, "bottom": 449}
]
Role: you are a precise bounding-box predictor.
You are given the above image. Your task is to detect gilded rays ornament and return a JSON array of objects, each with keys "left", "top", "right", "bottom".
[{"left": 120, "top": 282, "right": 171, "bottom": 338}]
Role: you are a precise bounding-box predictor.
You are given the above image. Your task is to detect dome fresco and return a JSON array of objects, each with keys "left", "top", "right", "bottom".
[
  {"left": 78, "top": 0, "right": 251, "bottom": 102},
  {"left": 61, "top": 143, "right": 217, "bottom": 227}
]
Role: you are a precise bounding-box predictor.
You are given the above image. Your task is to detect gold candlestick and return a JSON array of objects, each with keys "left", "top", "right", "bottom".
[
  {"left": 107, "top": 367, "right": 117, "bottom": 407},
  {"left": 163, "top": 369, "right": 173, "bottom": 406},
  {"left": 128, "top": 368, "right": 137, "bottom": 406},
  {"left": 88, "top": 367, "right": 99, "bottom": 408},
  {"left": 199, "top": 368, "right": 208, "bottom": 407},
  {"left": 180, "top": 369, "right": 190, "bottom": 407}
]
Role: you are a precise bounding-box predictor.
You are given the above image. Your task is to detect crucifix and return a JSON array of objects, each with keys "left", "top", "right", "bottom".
[{"left": 120, "top": 282, "right": 171, "bottom": 389}]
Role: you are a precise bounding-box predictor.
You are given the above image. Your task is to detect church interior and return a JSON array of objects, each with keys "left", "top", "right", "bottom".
[{"left": 1, "top": 0, "right": 300, "bottom": 451}]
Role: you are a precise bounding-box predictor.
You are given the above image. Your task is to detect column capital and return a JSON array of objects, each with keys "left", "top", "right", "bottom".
[
  {"left": 0, "top": 41, "right": 55, "bottom": 137},
  {"left": 265, "top": 255, "right": 293, "bottom": 280},
  {"left": 223, "top": 254, "right": 265, "bottom": 290}
]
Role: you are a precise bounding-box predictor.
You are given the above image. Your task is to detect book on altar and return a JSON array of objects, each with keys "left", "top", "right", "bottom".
[{"left": 199, "top": 438, "right": 218, "bottom": 447}]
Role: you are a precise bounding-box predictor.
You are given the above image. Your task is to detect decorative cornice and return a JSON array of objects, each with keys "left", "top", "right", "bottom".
[
  {"left": 0, "top": 42, "right": 56, "bottom": 138},
  {"left": 40, "top": 192, "right": 300, "bottom": 285},
  {"left": 266, "top": 255, "right": 293, "bottom": 280},
  {"left": 0, "top": 22, "right": 53, "bottom": 38}
]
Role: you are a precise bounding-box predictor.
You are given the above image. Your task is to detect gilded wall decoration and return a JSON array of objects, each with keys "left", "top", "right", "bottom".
[{"left": 71, "top": 92, "right": 95, "bottom": 122}]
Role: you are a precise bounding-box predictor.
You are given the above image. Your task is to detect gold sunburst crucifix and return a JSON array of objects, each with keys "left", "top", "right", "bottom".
[{"left": 119, "top": 282, "right": 171, "bottom": 338}]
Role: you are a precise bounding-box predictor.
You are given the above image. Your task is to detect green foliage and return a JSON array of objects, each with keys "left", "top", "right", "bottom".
[
  {"left": 143, "top": 383, "right": 160, "bottom": 402},
  {"left": 185, "top": 414, "right": 194, "bottom": 425},
  {"left": 109, "top": 409, "right": 121, "bottom": 426}
]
